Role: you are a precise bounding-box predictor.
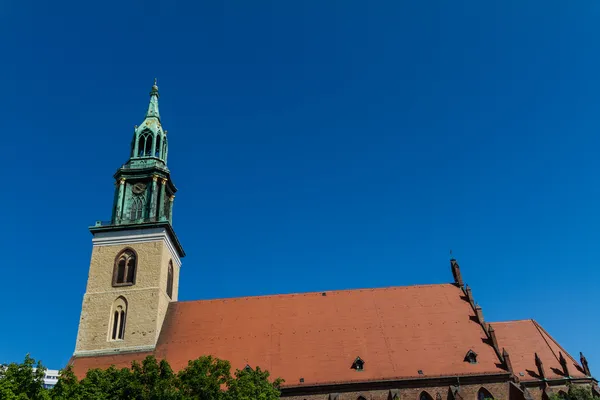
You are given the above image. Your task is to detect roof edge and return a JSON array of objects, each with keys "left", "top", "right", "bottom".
[
  {"left": 281, "top": 372, "right": 511, "bottom": 392},
  {"left": 174, "top": 282, "right": 460, "bottom": 304},
  {"left": 532, "top": 320, "right": 583, "bottom": 366},
  {"left": 488, "top": 318, "right": 535, "bottom": 325}
]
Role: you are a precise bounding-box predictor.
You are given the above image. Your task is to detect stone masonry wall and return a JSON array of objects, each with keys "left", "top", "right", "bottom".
[{"left": 75, "top": 239, "right": 175, "bottom": 354}]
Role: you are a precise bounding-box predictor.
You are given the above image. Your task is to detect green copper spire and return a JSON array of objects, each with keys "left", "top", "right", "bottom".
[
  {"left": 90, "top": 81, "right": 184, "bottom": 257},
  {"left": 146, "top": 78, "right": 161, "bottom": 121},
  {"left": 102, "top": 80, "right": 178, "bottom": 228},
  {"left": 127, "top": 80, "right": 169, "bottom": 165}
]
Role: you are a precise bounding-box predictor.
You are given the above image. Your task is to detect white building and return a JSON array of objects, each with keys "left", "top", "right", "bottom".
[{"left": 42, "top": 369, "right": 60, "bottom": 390}]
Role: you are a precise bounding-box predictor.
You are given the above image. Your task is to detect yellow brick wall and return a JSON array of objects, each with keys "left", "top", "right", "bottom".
[
  {"left": 75, "top": 238, "right": 179, "bottom": 354},
  {"left": 86, "top": 242, "right": 164, "bottom": 293},
  {"left": 159, "top": 241, "right": 180, "bottom": 301}
]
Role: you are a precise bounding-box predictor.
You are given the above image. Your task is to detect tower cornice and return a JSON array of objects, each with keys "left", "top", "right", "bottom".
[{"left": 90, "top": 221, "right": 185, "bottom": 258}]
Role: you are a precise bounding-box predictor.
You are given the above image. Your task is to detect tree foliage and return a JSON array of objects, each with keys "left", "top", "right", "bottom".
[
  {"left": 548, "top": 384, "right": 600, "bottom": 400},
  {"left": 0, "top": 354, "right": 50, "bottom": 400},
  {"left": 0, "top": 354, "right": 283, "bottom": 400}
]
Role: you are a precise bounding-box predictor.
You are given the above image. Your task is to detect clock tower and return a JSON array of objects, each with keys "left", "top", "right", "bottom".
[{"left": 73, "top": 81, "right": 185, "bottom": 357}]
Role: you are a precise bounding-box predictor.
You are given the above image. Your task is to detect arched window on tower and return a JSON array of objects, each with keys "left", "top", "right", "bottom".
[
  {"left": 137, "top": 130, "right": 153, "bottom": 157},
  {"left": 155, "top": 135, "right": 162, "bottom": 158},
  {"left": 109, "top": 297, "right": 128, "bottom": 341},
  {"left": 138, "top": 133, "right": 146, "bottom": 157},
  {"left": 166, "top": 260, "right": 174, "bottom": 299},
  {"left": 130, "top": 196, "right": 144, "bottom": 220},
  {"left": 162, "top": 138, "right": 168, "bottom": 161},
  {"left": 477, "top": 388, "right": 494, "bottom": 400},
  {"left": 113, "top": 249, "right": 137, "bottom": 286},
  {"left": 145, "top": 134, "right": 153, "bottom": 156}
]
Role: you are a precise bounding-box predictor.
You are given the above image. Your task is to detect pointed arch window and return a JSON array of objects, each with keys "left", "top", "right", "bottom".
[
  {"left": 130, "top": 196, "right": 144, "bottom": 220},
  {"left": 137, "top": 130, "right": 153, "bottom": 157},
  {"left": 145, "top": 134, "right": 153, "bottom": 156},
  {"left": 166, "top": 260, "right": 174, "bottom": 299},
  {"left": 109, "top": 297, "right": 128, "bottom": 341},
  {"left": 155, "top": 135, "right": 162, "bottom": 158},
  {"left": 113, "top": 249, "right": 137, "bottom": 286},
  {"left": 420, "top": 392, "right": 434, "bottom": 400},
  {"left": 477, "top": 388, "right": 494, "bottom": 400},
  {"left": 138, "top": 133, "right": 147, "bottom": 157}
]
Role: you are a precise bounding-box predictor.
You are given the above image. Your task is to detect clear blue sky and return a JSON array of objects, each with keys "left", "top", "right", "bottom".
[{"left": 1, "top": 1, "right": 599, "bottom": 371}]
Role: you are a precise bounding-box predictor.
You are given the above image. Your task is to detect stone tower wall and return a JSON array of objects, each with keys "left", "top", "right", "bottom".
[{"left": 74, "top": 228, "right": 181, "bottom": 356}]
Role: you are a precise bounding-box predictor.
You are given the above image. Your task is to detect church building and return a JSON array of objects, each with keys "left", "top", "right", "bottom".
[{"left": 70, "top": 83, "right": 598, "bottom": 400}]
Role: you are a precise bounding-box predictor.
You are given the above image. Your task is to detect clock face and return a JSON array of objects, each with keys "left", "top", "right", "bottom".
[{"left": 132, "top": 182, "right": 147, "bottom": 195}]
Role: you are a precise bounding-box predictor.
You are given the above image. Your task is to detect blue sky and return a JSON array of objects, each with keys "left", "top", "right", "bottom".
[{"left": 1, "top": 0, "right": 599, "bottom": 372}]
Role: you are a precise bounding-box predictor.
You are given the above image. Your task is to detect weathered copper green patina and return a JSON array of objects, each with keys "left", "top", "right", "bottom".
[{"left": 90, "top": 80, "right": 184, "bottom": 256}]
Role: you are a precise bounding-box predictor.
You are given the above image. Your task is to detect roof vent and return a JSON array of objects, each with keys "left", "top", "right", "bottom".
[
  {"left": 299, "top": 377, "right": 304, "bottom": 383},
  {"left": 322, "top": 292, "right": 327, "bottom": 296},
  {"left": 418, "top": 370, "right": 424, "bottom": 375},
  {"left": 464, "top": 349, "right": 478, "bottom": 364},
  {"left": 351, "top": 357, "right": 365, "bottom": 371}
]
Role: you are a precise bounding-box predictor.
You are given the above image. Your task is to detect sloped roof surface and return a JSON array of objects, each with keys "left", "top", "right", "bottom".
[
  {"left": 492, "top": 320, "right": 586, "bottom": 381},
  {"left": 72, "top": 284, "right": 506, "bottom": 385}
]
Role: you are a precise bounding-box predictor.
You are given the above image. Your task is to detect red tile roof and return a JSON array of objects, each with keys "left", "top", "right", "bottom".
[
  {"left": 492, "top": 320, "right": 586, "bottom": 381},
  {"left": 72, "top": 284, "right": 507, "bottom": 385}
]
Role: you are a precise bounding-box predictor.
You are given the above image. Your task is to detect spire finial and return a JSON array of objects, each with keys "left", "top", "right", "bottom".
[
  {"left": 150, "top": 78, "right": 159, "bottom": 96},
  {"left": 146, "top": 79, "right": 160, "bottom": 119}
]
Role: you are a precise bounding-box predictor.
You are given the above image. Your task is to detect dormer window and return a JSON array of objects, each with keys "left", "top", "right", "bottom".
[
  {"left": 465, "top": 349, "right": 478, "bottom": 364},
  {"left": 351, "top": 357, "right": 365, "bottom": 371}
]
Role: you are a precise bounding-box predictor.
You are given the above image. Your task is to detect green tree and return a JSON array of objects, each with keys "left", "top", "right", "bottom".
[
  {"left": 226, "top": 365, "right": 283, "bottom": 400},
  {"left": 548, "top": 384, "right": 600, "bottom": 400},
  {"left": 48, "top": 366, "right": 81, "bottom": 400},
  {"left": 128, "top": 357, "right": 180, "bottom": 400},
  {"left": 1, "top": 354, "right": 282, "bottom": 399},
  {"left": 176, "top": 356, "right": 231, "bottom": 400},
  {"left": 0, "top": 354, "right": 50, "bottom": 400}
]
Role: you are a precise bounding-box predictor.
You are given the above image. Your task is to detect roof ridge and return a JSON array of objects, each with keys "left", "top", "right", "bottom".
[
  {"left": 175, "top": 282, "right": 458, "bottom": 304},
  {"left": 532, "top": 319, "right": 560, "bottom": 364},
  {"left": 532, "top": 320, "right": 581, "bottom": 366},
  {"left": 489, "top": 318, "right": 535, "bottom": 325}
]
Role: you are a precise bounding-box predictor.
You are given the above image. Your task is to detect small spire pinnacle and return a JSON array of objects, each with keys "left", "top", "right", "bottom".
[{"left": 146, "top": 79, "right": 160, "bottom": 120}]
